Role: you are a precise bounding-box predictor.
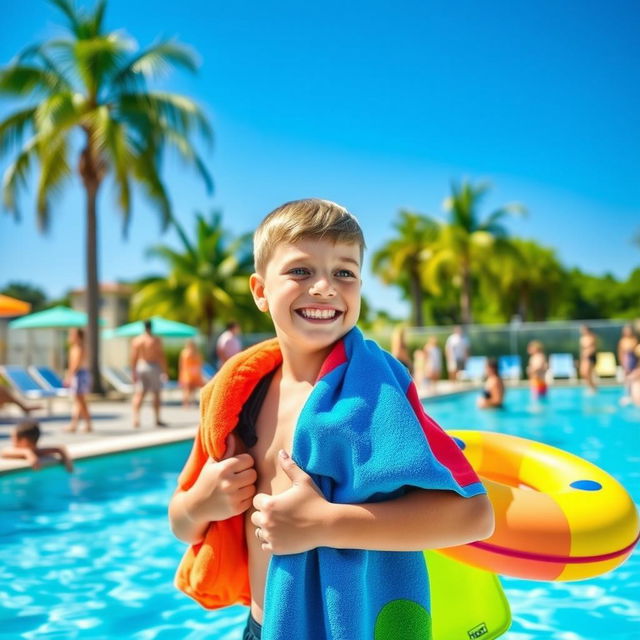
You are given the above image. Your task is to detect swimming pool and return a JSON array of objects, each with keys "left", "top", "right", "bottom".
[{"left": 0, "top": 386, "right": 637, "bottom": 639}]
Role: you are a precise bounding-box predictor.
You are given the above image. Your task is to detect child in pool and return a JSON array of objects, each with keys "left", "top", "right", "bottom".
[
  {"left": 169, "top": 199, "right": 494, "bottom": 639},
  {"left": 1, "top": 420, "right": 73, "bottom": 471}
]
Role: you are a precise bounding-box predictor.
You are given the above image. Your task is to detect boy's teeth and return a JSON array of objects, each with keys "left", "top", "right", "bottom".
[{"left": 301, "top": 308, "right": 336, "bottom": 320}]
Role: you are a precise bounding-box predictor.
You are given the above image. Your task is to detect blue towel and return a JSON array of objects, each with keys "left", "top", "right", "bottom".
[{"left": 261, "top": 327, "right": 486, "bottom": 640}]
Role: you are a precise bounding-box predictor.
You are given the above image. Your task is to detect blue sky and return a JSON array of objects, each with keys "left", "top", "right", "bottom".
[{"left": 1, "top": 0, "right": 639, "bottom": 317}]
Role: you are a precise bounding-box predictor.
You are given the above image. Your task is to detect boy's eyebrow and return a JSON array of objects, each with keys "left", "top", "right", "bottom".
[{"left": 280, "top": 255, "right": 361, "bottom": 268}]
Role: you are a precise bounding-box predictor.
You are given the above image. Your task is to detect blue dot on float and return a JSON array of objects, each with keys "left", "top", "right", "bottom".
[
  {"left": 453, "top": 437, "right": 466, "bottom": 450},
  {"left": 570, "top": 480, "right": 602, "bottom": 491}
]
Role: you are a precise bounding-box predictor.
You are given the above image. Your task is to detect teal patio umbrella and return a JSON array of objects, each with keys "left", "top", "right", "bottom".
[
  {"left": 9, "top": 305, "right": 104, "bottom": 329},
  {"left": 106, "top": 316, "right": 198, "bottom": 338}
]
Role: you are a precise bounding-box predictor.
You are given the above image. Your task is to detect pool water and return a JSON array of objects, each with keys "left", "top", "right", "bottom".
[{"left": 0, "top": 386, "right": 638, "bottom": 639}]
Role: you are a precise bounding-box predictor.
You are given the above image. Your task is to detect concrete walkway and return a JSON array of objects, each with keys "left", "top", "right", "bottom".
[{"left": 0, "top": 395, "right": 199, "bottom": 474}]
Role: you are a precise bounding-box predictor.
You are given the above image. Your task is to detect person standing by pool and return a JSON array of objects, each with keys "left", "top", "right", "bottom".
[
  {"left": 131, "top": 319, "right": 168, "bottom": 428},
  {"left": 64, "top": 328, "right": 93, "bottom": 433},
  {"left": 445, "top": 325, "right": 470, "bottom": 380},
  {"left": 422, "top": 335, "right": 443, "bottom": 389},
  {"left": 477, "top": 357, "right": 505, "bottom": 409},
  {"left": 526, "top": 340, "right": 548, "bottom": 400},
  {"left": 618, "top": 325, "right": 638, "bottom": 377},
  {"left": 390, "top": 324, "right": 412, "bottom": 372},
  {"left": 216, "top": 321, "right": 242, "bottom": 367},
  {"left": 178, "top": 339, "right": 205, "bottom": 407},
  {"left": 169, "top": 198, "right": 492, "bottom": 640},
  {"left": 579, "top": 325, "right": 598, "bottom": 393}
]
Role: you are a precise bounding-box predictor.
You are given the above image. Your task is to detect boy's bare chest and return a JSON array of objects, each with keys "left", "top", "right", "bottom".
[{"left": 249, "top": 381, "right": 312, "bottom": 495}]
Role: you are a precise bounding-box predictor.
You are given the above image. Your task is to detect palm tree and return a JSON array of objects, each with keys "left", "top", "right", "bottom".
[
  {"left": 371, "top": 210, "right": 440, "bottom": 326},
  {"left": 486, "top": 238, "right": 567, "bottom": 321},
  {"left": 131, "top": 211, "right": 262, "bottom": 345},
  {"left": 0, "top": 0, "right": 212, "bottom": 392},
  {"left": 424, "top": 181, "right": 525, "bottom": 324}
]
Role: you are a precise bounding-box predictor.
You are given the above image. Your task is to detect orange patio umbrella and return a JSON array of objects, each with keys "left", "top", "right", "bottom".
[{"left": 0, "top": 294, "right": 32, "bottom": 318}]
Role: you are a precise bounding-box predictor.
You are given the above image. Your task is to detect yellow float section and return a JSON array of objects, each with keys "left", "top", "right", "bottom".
[{"left": 442, "top": 430, "right": 639, "bottom": 581}]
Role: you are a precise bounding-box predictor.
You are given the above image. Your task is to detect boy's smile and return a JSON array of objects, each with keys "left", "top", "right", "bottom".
[{"left": 250, "top": 237, "right": 362, "bottom": 358}]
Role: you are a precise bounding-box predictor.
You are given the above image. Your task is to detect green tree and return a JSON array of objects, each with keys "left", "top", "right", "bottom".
[
  {"left": 0, "top": 282, "right": 48, "bottom": 312},
  {"left": 424, "top": 180, "right": 525, "bottom": 324},
  {"left": 131, "top": 211, "right": 266, "bottom": 345},
  {"left": 371, "top": 210, "right": 440, "bottom": 326},
  {"left": 485, "top": 238, "right": 567, "bottom": 322},
  {"left": 0, "top": 0, "right": 212, "bottom": 392}
]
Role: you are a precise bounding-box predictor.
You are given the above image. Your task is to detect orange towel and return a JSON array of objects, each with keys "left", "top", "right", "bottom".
[{"left": 174, "top": 338, "right": 282, "bottom": 609}]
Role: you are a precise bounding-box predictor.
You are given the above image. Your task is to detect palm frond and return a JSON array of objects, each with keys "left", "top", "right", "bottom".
[
  {"left": 15, "top": 43, "right": 73, "bottom": 90},
  {"left": 110, "top": 40, "right": 199, "bottom": 92},
  {"left": 49, "top": 0, "right": 83, "bottom": 36},
  {"left": 2, "top": 137, "right": 38, "bottom": 220},
  {"left": 0, "top": 107, "right": 37, "bottom": 155},
  {"left": 130, "top": 149, "right": 172, "bottom": 232},
  {"left": 36, "top": 135, "right": 72, "bottom": 231},
  {"left": 0, "top": 64, "right": 68, "bottom": 97},
  {"left": 118, "top": 91, "right": 213, "bottom": 144}
]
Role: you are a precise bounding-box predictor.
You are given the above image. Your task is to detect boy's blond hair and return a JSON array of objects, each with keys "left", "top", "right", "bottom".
[{"left": 253, "top": 198, "right": 366, "bottom": 274}]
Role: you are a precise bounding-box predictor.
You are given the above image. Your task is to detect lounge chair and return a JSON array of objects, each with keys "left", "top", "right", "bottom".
[
  {"left": 101, "top": 365, "right": 134, "bottom": 394},
  {"left": 28, "top": 365, "right": 70, "bottom": 398},
  {"left": 0, "top": 365, "right": 58, "bottom": 413},
  {"left": 202, "top": 362, "right": 216, "bottom": 381},
  {"left": 456, "top": 356, "right": 487, "bottom": 383},
  {"left": 548, "top": 353, "right": 577, "bottom": 381},
  {"left": 595, "top": 352, "right": 621, "bottom": 380},
  {"left": 498, "top": 355, "right": 522, "bottom": 381}
]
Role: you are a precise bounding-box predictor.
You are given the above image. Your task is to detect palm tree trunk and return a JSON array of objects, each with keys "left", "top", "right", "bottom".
[
  {"left": 86, "top": 182, "right": 105, "bottom": 394},
  {"left": 460, "top": 263, "right": 473, "bottom": 325},
  {"left": 409, "top": 266, "right": 424, "bottom": 327}
]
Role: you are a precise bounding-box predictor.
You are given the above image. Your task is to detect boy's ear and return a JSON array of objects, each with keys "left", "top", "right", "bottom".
[{"left": 249, "top": 273, "right": 268, "bottom": 312}]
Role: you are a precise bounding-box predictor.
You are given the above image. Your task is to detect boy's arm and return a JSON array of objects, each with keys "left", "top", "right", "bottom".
[
  {"left": 39, "top": 446, "right": 74, "bottom": 472},
  {"left": 251, "top": 450, "right": 494, "bottom": 555},
  {"left": 2, "top": 446, "right": 41, "bottom": 469}
]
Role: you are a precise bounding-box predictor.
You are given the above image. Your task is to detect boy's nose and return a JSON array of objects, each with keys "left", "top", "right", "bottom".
[{"left": 309, "top": 277, "right": 336, "bottom": 297}]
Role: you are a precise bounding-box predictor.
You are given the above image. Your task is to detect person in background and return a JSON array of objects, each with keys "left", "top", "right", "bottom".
[
  {"left": 526, "top": 340, "right": 548, "bottom": 400},
  {"left": 64, "top": 327, "right": 92, "bottom": 433},
  {"left": 1, "top": 419, "right": 73, "bottom": 471},
  {"left": 445, "top": 325, "right": 470, "bottom": 381},
  {"left": 618, "top": 325, "right": 638, "bottom": 377},
  {"left": 390, "top": 325, "right": 412, "bottom": 372},
  {"left": 626, "top": 345, "right": 640, "bottom": 407},
  {"left": 579, "top": 325, "right": 598, "bottom": 393},
  {"left": 131, "top": 319, "right": 168, "bottom": 428},
  {"left": 477, "top": 358, "right": 504, "bottom": 409},
  {"left": 424, "top": 336, "right": 443, "bottom": 384},
  {"left": 216, "top": 321, "right": 242, "bottom": 367},
  {"left": 179, "top": 339, "right": 205, "bottom": 407}
]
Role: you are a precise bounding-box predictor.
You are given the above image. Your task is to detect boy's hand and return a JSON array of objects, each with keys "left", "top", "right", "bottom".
[
  {"left": 186, "top": 434, "right": 257, "bottom": 522},
  {"left": 251, "top": 450, "right": 329, "bottom": 555}
]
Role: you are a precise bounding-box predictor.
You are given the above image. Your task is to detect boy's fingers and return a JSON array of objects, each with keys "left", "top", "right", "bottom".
[
  {"left": 250, "top": 510, "right": 263, "bottom": 528},
  {"left": 234, "top": 466, "right": 257, "bottom": 487},
  {"left": 219, "top": 452, "right": 255, "bottom": 473},
  {"left": 253, "top": 492, "right": 271, "bottom": 512}
]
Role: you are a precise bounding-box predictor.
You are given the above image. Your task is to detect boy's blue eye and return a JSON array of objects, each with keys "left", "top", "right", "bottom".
[
  {"left": 336, "top": 269, "right": 356, "bottom": 278},
  {"left": 288, "top": 268, "right": 309, "bottom": 276}
]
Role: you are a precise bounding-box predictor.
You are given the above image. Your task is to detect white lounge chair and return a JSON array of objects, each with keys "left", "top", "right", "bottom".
[
  {"left": 457, "top": 356, "right": 487, "bottom": 383},
  {"left": 547, "top": 353, "right": 577, "bottom": 381},
  {"left": 102, "top": 366, "right": 134, "bottom": 394}
]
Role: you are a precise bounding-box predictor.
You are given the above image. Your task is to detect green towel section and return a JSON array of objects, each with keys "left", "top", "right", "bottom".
[{"left": 425, "top": 551, "right": 511, "bottom": 640}]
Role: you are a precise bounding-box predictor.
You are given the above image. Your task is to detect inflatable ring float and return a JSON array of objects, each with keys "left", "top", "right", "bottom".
[{"left": 441, "top": 430, "right": 639, "bottom": 581}]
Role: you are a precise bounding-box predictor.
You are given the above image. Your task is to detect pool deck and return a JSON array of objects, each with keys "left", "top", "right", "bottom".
[
  {"left": 0, "top": 393, "right": 200, "bottom": 475},
  {"left": 2, "top": 378, "right": 614, "bottom": 475}
]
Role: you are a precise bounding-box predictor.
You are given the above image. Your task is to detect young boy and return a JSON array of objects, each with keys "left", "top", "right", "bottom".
[
  {"left": 169, "top": 199, "right": 494, "bottom": 640},
  {"left": 1, "top": 420, "right": 74, "bottom": 472}
]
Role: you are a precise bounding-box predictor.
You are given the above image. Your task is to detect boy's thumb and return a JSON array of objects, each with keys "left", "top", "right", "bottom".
[{"left": 278, "top": 450, "right": 307, "bottom": 484}]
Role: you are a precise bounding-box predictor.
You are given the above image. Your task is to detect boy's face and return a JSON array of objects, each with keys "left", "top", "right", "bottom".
[{"left": 250, "top": 237, "right": 362, "bottom": 354}]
